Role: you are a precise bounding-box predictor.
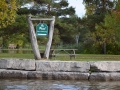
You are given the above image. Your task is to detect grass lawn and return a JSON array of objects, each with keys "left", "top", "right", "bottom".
[
  {"left": 0, "top": 53, "right": 120, "bottom": 61},
  {"left": 50, "top": 54, "right": 120, "bottom": 61}
]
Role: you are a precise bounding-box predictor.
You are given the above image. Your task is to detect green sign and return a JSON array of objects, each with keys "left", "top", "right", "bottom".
[{"left": 36, "top": 23, "right": 48, "bottom": 36}]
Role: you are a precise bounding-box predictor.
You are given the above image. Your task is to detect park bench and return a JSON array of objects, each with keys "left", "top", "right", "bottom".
[
  {"left": 8, "top": 44, "right": 16, "bottom": 49},
  {"left": 49, "top": 49, "right": 77, "bottom": 60}
]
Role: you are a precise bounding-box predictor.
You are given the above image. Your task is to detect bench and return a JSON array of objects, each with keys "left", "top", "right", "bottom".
[
  {"left": 49, "top": 49, "right": 77, "bottom": 60},
  {"left": 8, "top": 44, "right": 16, "bottom": 49}
]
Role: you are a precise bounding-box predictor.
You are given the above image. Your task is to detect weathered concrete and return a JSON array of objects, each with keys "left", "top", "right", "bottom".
[
  {"left": 90, "top": 61, "right": 120, "bottom": 72},
  {"left": 36, "top": 61, "right": 90, "bottom": 72}
]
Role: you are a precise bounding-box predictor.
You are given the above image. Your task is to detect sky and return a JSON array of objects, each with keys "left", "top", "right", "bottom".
[{"left": 68, "top": 0, "right": 86, "bottom": 18}]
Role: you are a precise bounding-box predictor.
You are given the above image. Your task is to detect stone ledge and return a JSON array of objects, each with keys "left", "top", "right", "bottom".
[
  {"left": 1, "top": 70, "right": 120, "bottom": 81},
  {"left": 0, "top": 59, "right": 35, "bottom": 70},
  {"left": 2, "top": 59, "right": 120, "bottom": 72},
  {"left": 0, "top": 69, "right": 89, "bottom": 80},
  {"left": 89, "top": 72, "right": 120, "bottom": 81},
  {"left": 0, "top": 69, "right": 28, "bottom": 79},
  {"left": 90, "top": 61, "right": 120, "bottom": 72},
  {"left": 27, "top": 71, "right": 89, "bottom": 80},
  {"left": 0, "top": 59, "right": 90, "bottom": 72},
  {"left": 36, "top": 61, "right": 90, "bottom": 72},
  {"left": 1, "top": 59, "right": 120, "bottom": 81}
]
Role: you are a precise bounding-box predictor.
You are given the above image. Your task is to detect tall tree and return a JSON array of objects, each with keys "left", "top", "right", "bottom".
[
  {"left": 30, "top": 0, "right": 75, "bottom": 17},
  {"left": 92, "top": 0, "right": 120, "bottom": 54}
]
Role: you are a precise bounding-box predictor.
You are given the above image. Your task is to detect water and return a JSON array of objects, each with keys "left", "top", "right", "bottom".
[
  {"left": 0, "top": 79, "right": 120, "bottom": 90},
  {"left": 0, "top": 49, "right": 33, "bottom": 54}
]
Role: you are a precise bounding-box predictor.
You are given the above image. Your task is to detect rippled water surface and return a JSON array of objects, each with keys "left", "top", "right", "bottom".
[{"left": 0, "top": 79, "right": 120, "bottom": 90}]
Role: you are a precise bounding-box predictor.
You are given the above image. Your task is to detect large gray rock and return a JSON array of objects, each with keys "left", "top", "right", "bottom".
[
  {"left": 0, "top": 69, "right": 28, "bottom": 79},
  {"left": 28, "top": 71, "right": 89, "bottom": 80},
  {"left": 0, "top": 59, "right": 35, "bottom": 70},
  {"left": 89, "top": 73, "right": 120, "bottom": 81},
  {"left": 7, "top": 59, "right": 36, "bottom": 70},
  {"left": 36, "top": 61, "right": 90, "bottom": 72},
  {"left": 89, "top": 73, "right": 110, "bottom": 81},
  {"left": 90, "top": 61, "right": 120, "bottom": 72},
  {"left": 0, "top": 59, "right": 8, "bottom": 69},
  {"left": 24, "top": 59, "right": 36, "bottom": 70}
]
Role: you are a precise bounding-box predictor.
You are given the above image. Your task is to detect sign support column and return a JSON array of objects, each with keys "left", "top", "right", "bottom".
[
  {"left": 44, "top": 16, "right": 55, "bottom": 59},
  {"left": 27, "top": 15, "right": 41, "bottom": 60}
]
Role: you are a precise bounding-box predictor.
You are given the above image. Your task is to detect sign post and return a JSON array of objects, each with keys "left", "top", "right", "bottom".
[
  {"left": 27, "top": 15, "right": 41, "bottom": 60},
  {"left": 36, "top": 23, "right": 48, "bottom": 36},
  {"left": 27, "top": 15, "right": 55, "bottom": 60},
  {"left": 44, "top": 16, "right": 55, "bottom": 59}
]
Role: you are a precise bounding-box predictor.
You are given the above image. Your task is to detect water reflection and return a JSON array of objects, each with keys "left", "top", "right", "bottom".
[
  {"left": 0, "top": 79, "right": 120, "bottom": 90},
  {"left": 0, "top": 49, "right": 33, "bottom": 54}
]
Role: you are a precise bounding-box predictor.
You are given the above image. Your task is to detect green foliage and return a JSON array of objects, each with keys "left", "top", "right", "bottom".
[
  {"left": 90, "top": 0, "right": 120, "bottom": 54},
  {"left": 17, "top": 7, "right": 30, "bottom": 15},
  {"left": 0, "top": 0, "right": 17, "bottom": 28},
  {"left": 55, "top": 18, "right": 75, "bottom": 44},
  {"left": 83, "top": 0, "right": 114, "bottom": 15},
  {"left": 0, "top": 15, "right": 29, "bottom": 48},
  {"left": 81, "top": 0, "right": 120, "bottom": 54},
  {"left": 52, "top": 28, "right": 61, "bottom": 45}
]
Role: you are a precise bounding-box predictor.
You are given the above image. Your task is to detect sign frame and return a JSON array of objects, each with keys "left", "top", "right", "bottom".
[{"left": 36, "top": 23, "right": 48, "bottom": 36}]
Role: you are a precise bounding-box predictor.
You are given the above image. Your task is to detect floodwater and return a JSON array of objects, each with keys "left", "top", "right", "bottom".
[{"left": 0, "top": 79, "right": 120, "bottom": 90}]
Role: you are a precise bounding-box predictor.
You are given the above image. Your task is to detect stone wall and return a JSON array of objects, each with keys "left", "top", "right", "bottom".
[{"left": 0, "top": 59, "right": 120, "bottom": 81}]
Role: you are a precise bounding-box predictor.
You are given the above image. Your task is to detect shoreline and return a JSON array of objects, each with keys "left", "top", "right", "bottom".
[{"left": 0, "top": 59, "right": 120, "bottom": 81}]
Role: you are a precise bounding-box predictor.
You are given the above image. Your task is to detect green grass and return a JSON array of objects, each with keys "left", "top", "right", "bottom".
[
  {"left": 0, "top": 53, "right": 120, "bottom": 61},
  {"left": 50, "top": 54, "right": 120, "bottom": 61},
  {"left": 76, "top": 54, "right": 120, "bottom": 61}
]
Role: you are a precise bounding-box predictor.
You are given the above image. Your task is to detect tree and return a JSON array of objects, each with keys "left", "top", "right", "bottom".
[
  {"left": 92, "top": 0, "right": 120, "bottom": 54},
  {"left": 0, "top": 0, "right": 17, "bottom": 28},
  {"left": 0, "top": 15, "right": 29, "bottom": 48},
  {"left": 30, "top": 0, "right": 75, "bottom": 17},
  {"left": 93, "top": 22, "right": 115, "bottom": 54},
  {"left": 83, "top": 0, "right": 114, "bottom": 15},
  {"left": 81, "top": 0, "right": 118, "bottom": 54}
]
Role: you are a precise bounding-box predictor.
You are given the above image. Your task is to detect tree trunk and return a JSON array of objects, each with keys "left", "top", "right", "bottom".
[
  {"left": 103, "top": 42, "right": 106, "bottom": 54},
  {"left": 44, "top": 16, "right": 55, "bottom": 59},
  {"left": 74, "top": 33, "right": 80, "bottom": 47},
  {"left": 27, "top": 15, "right": 41, "bottom": 60}
]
